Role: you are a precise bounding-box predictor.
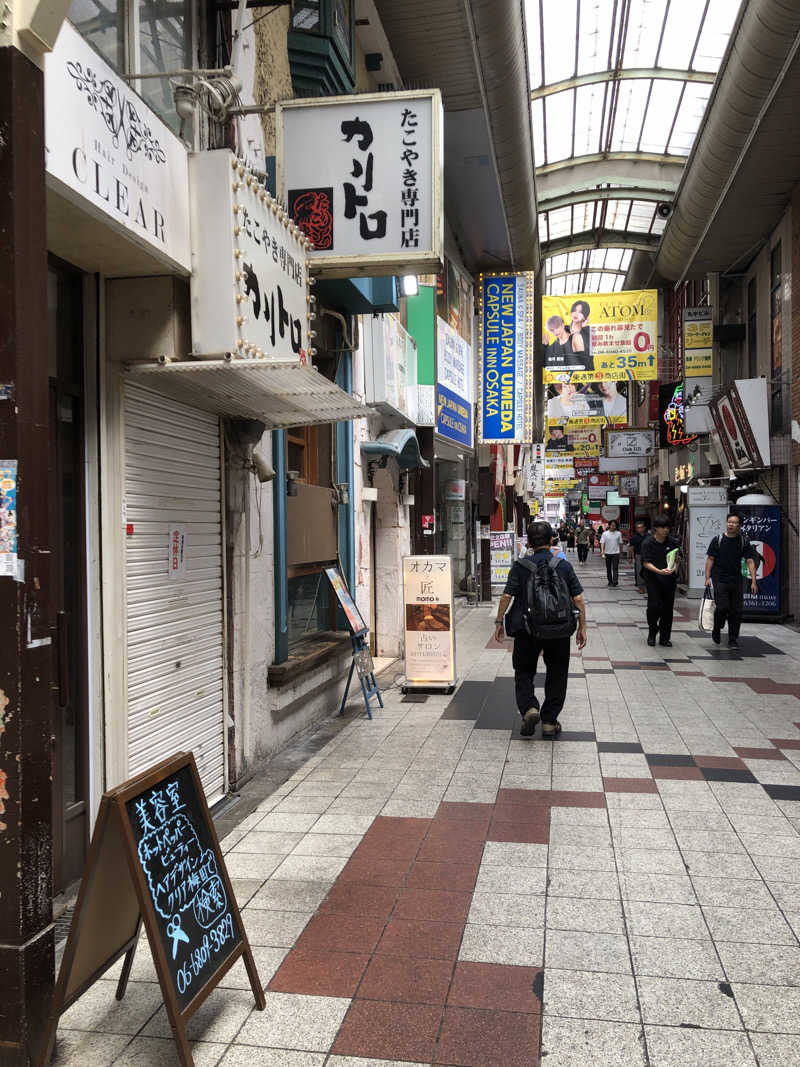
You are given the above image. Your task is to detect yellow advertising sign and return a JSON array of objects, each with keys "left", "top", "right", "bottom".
[
  {"left": 545, "top": 479, "right": 580, "bottom": 493},
  {"left": 542, "top": 289, "right": 658, "bottom": 383},
  {"left": 683, "top": 307, "right": 713, "bottom": 378}
]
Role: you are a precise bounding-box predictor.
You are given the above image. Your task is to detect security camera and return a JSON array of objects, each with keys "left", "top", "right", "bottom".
[
  {"left": 656, "top": 202, "right": 673, "bottom": 219},
  {"left": 251, "top": 446, "right": 276, "bottom": 483}
]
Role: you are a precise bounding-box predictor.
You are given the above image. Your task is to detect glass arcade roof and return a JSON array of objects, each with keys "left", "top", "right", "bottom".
[{"left": 525, "top": 0, "right": 743, "bottom": 293}]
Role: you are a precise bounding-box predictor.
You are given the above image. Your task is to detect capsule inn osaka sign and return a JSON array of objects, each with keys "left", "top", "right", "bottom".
[
  {"left": 479, "top": 274, "right": 534, "bottom": 444},
  {"left": 189, "top": 150, "right": 311, "bottom": 361},
  {"left": 277, "top": 90, "right": 443, "bottom": 278},
  {"left": 45, "top": 20, "right": 190, "bottom": 271}
]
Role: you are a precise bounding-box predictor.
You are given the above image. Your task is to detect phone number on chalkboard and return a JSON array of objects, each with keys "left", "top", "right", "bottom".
[{"left": 176, "top": 913, "right": 235, "bottom": 996}]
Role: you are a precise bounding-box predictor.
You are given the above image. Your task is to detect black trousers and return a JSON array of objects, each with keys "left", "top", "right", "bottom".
[
  {"left": 605, "top": 554, "right": 619, "bottom": 584},
  {"left": 714, "top": 580, "right": 743, "bottom": 641},
  {"left": 512, "top": 633, "right": 572, "bottom": 724},
  {"left": 645, "top": 576, "right": 676, "bottom": 640},
  {"left": 577, "top": 543, "right": 589, "bottom": 562}
]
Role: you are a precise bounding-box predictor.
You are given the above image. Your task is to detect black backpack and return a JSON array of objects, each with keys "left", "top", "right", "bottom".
[{"left": 518, "top": 555, "right": 577, "bottom": 640}]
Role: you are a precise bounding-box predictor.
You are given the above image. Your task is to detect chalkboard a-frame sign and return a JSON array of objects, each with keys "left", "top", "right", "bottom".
[{"left": 37, "top": 753, "right": 265, "bottom": 1066}]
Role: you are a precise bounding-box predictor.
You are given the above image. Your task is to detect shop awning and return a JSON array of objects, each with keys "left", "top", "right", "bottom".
[
  {"left": 360, "top": 429, "right": 430, "bottom": 469},
  {"left": 125, "top": 360, "right": 369, "bottom": 429}
]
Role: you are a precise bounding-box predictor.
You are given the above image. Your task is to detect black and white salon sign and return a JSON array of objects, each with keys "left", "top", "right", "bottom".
[{"left": 45, "top": 20, "right": 191, "bottom": 271}]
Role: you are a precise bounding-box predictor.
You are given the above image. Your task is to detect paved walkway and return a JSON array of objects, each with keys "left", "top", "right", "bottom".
[{"left": 54, "top": 552, "right": 800, "bottom": 1066}]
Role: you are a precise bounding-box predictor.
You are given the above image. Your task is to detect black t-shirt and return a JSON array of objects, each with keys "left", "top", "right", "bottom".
[
  {"left": 707, "top": 534, "right": 757, "bottom": 583},
  {"left": 503, "top": 550, "right": 583, "bottom": 634},
  {"left": 630, "top": 531, "right": 647, "bottom": 553},
  {"left": 640, "top": 533, "right": 679, "bottom": 584}
]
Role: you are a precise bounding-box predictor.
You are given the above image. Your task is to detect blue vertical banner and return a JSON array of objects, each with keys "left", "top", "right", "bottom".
[
  {"left": 479, "top": 273, "right": 533, "bottom": 443},
  {"left": 740, "top": 505, "right": 781, "bottom": 615}
]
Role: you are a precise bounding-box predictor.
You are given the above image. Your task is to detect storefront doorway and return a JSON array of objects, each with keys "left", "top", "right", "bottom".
[{"left": 48, "top": 259, "right": 90, "bottom": 891}]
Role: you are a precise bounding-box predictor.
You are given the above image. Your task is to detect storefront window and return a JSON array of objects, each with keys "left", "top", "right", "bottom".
[
  {"left": 287, "top": 571, "right": 333, "bottom": 647},
  {"left": 69, "top": 0, "right": 125, "bottom": 71},
  {"left": 292, "top": 1, "right": 321, "bottom": 32}
]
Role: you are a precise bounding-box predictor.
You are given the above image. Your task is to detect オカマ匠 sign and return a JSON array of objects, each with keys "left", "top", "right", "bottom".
[{"left": 277, "top": 90, "right": 443, "bottom": 278}]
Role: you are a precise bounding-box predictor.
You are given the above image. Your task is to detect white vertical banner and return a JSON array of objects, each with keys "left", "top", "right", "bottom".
[
  {"left": 688, "top": 507, "right": 727, "bottom": 590},
  {"left": 402, "top": 555, "right": 456, "bottom": 687}
]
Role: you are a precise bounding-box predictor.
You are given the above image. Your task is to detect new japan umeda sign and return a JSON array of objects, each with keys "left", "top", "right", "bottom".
[
  {"left": 189, "top": 150, "right": 311, "bottom": 361},
  {"left": 479, "top": 273, "right": 534, "bottom": 444},
  {"left": 277, "top": 90, "right": 443, "bottom": 278}
]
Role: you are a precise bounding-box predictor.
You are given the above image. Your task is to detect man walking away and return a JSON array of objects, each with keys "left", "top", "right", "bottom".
[
  {"left": 641, "top": 515, "right": 680, "bottom": 647},
  {"left": 629, "top": 518, "right": 648, "bottom": 593},
  {"left": 600, "top": 519, "right": 623, "bottom": 586},
  {"left": 705, "top": 512, "right": 758, "bottom": 649},
  {"left": 576, "top": 519, "right": 590, "bottom": 563},
  {"left": 495, "top": 521, "right": 587, "bottom": 739}
]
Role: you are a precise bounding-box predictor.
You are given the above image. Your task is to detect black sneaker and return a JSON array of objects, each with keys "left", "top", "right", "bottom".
[
  {"left": 659, "top": 639, "right": 672, "bottom": 647},
  {"left": 711, "top": 628, "right": 720, "bottom": 645},
  {"left": 728, "top": 639, "right": 739, "bottom": 649},
  {"left": 646, "top": 636, "right": 656, "bottom": 647},
  {"left": 520, "top": 707, "right": 540, "bottom": 737}
]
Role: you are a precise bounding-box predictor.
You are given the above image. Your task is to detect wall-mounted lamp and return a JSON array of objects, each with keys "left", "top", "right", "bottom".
[
  {"left": 286, "top": 470, "right": 300, "bottom": 497},
  {"left": 400, "top": 275, "right": 419, "bottom": 297}
]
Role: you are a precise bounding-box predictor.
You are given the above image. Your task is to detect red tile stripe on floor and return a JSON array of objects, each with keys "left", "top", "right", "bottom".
[{"left": 268, "top": 793, "right": 606, "bottom": 1065}]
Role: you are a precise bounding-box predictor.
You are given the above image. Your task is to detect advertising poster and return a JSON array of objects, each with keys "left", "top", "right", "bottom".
[
  {"left": 710, "top": 384, "right": 763, "bottom": 470},
  {"left": 546, "top": 381, "right": 628, "bottom": 422},
  {"left": 542, "top": 289, "right": 658, "bottom": 384},
  {"left": 325, "top": 567, "right": 368, "bottom": 634},
  {"left": 403, "top": 555, "right": 456, "bottom": 686},
  {"left": 436, "top": 317, "right": 473, "bottom": 448},
  {"left": 490, "top": 531, "right": 515, "bottom": 587},
  {"left": 568, "top": 428, "right": 601, "bottom": 456},
  {"left": 740, "top": 505, "right": 781, "bottom": 615},
  {"left": 0, "top": 461, "right": 18, "bottom": 578},
  {"left": 607, "top": 429, "right": 656, "bottom": 459},
  {"left": 478, "top": 273, "right": 533, "bottom": 443},
  {"left": 688, "top": 507, "right": 727, "bottom": 590},
  {"left": 684, "top": 307, "right": 713, "bottom": 377}
]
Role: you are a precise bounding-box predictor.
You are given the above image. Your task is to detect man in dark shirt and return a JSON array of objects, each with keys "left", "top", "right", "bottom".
[
  {"left": 628, "top": 518, "right": 649, "bottom": 593},
  {"left": 545, "top": 313, "right": 593, "bottom": 372},
  {"left": 494, "top": 521, "right": 587, "bottom": 739},
  {"left": 641, "top": 514, "right": 680, "bottom": 647},
  {"left": 705, "top": 512, "right": 758, "bottom": 648}
]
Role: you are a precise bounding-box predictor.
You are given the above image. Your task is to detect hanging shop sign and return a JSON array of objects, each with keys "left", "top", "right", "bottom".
[
  {"left": 574, "top": 457, "right": 599, "bottom": 475},
  {"left": 619, "top": 474, "right": 639, "bottom": 497},
  {"left": 277, "top": 90, "right": 443, "bottom": 278},
  {"left": 39, "top": 753, "right": 264, "bottom": 1067},
  {"left": 686, "top": 486, "right": 728, "bottom": 507},
  {"left": 478, "top": 273, "right": 534, "bottom": 443},
  {"left": 545, "top": 479, "right": 580, "bottom": 494},
  {"left": 542, "top": 289, "right": 658, "bottom": 384},
  {"left": 659, "top": 382, "right": 698, "bottom": 448},
  {"left": 189, "top": 150, "right": 310, "bottom": 362},
  {"left": 436, "top": 318, "right": 473, "bottom": 449},
  {"left": 606, "top": 429, "right": 656, "bottom": 459},
  {"left": 709, "top": 380, "right": 769, "bottom": 470},
  {"left": 739, "top": 505, "right": 781, "bottom": 616},
  {"left": 683, "top": 307, "right": 713, "bottom": 377},
  {"left": 402, "top": 555, "right": 456, "bottom": 688},
  {"left": 489, "top": 532, "right": 515, "bottom": 587},
  {"left": 45, "top": 20, "right": 191, "bottom": 271}
]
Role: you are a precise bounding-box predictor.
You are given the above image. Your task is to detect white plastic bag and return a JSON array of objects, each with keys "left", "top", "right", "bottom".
[{"left": 698, "top": 586, "right": 715, "bottom": 632}]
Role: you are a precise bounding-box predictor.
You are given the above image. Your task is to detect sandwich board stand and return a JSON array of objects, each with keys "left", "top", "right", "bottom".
[
  {"left": 325, "top": 566, "right": 384, "bottom": 719},
  {"left": 401, "top": 555, "right": 457, "bottom": 693},
  {"left": 37, "top": 752, "right": 265, "bottom": 1067}
]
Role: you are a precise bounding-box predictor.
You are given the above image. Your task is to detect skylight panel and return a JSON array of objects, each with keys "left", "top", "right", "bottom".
[
  {"left": 691, "top": 0, "right": 737, "bottom": 72},
  {"left": 524, "top": 0, "right": 543, "bottom": 87},
  {"left": 658, "top": 2, "right": 704, "bottom": 69},
  {"left": 604, "top": 199, "right": 631, "bottom": 230},
  {"left": 573, "top": 83, "right": 606, "bottom": 158},
  {"left": 542, "top": 0, "right": 578, "bottom": 85},
  {"left": 637, "top": 79, "right": 684, "bottom": 154},
  {"left": 622, "top": 0, "right": 667, "bottom": 69},
  {"left": 610, "top": 80, "right": 651, "bottom": 152},
  {"left": 544, "top": 92, "right": 577, "bottom": 164},
  {"left": 667, "top": 82, "right": 713, "bottom": 154},
  {"left": 576, "top": 0, "right": 614, "bottom": 76},
  {"left": 532, "top": 98, "right": 546, "bottom": 166},
  {"left": 546, "top": 207, "right": 574, "bottom": 239}
]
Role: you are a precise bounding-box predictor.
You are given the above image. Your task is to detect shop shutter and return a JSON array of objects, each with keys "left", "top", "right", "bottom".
[{"left": 124, "top": 382, "right": 227, "bottom": 803}]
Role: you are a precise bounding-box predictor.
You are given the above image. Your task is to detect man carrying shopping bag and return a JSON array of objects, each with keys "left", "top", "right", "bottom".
[{"left": 704, "top": 512, "right": 758, "bottom": 649}]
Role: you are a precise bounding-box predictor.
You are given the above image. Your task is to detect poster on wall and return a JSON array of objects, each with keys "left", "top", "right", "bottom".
[
  {"left": 0, "top": 460, "right": 18, "bottom": 578},
  {"left": 490, "top": 531, "right": 515, "bottom": 587},
  {"left": 436, "top": 317, "right": 473, "bottom": 448},
  {"left": 278, "top": 89, "right": 443, "bottom": 277},
  {"left": 402, "top": 555, "right": 456, "bottom": 687},
  {"left": 740, "top": 505, "right": 781, "bottom": 616},
  {"left": 688, "top": 507, "right": 727, "bottom": 590},
  {"left": 542, "top": 289, "right": 658, "bottom": 384},
  {"left": 546, "top": 382, "right": 627, "bottom": 422},
  {"left": 684, "top": 307, "right": 713, "bottom": 377},
  {"left": 478, "top": 273, "right": 534, "bottom": 443}
]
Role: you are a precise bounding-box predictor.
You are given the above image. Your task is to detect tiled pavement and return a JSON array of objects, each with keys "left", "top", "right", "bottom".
[{"left": 53, "top": 553, "right": 800, "bottom": 1065}]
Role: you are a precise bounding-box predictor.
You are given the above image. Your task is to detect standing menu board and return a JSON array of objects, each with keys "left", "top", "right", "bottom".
[
  {"left": 38, "top": 753, "right": 264, "bottom": 1067},
  {"left": 402, "top": 555, "right": 456, "bottom": 690},
  {"left": 325, "top": 566, "right": 367, "bottom": 634}
]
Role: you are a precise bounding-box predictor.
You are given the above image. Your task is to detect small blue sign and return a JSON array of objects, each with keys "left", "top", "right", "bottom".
[
  {"left": 436, "top": 383, "right": 472, "bottom": 448},
  {"left": 740, "top": 505, "right": 781, "bottom": 615}
]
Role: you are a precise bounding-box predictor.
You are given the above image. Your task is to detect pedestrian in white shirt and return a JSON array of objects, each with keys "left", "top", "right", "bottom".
[{"left": 600, "top": 520, "right": 624, "bottom": 586}]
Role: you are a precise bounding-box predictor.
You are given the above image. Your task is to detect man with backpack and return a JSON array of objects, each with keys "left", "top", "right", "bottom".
[
  {"left": 494, "top": 521, "right": 587, "bottom": 738},
  {"left": 705, "top": 512, "right": 759, "bottom": 649}
]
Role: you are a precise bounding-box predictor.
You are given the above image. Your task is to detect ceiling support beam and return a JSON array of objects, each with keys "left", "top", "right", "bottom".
[
  {"left": 531, "top": 67, "right": 716, "bottom": 101},
  {"left": 541, "top": 230, "right": 661, "bottom": 258},
  {"left": 545, "top": 267, "right": 628, "bottom": 281},
  {"left": 539, "top": 186, "right": 676, "bottom": 213}
]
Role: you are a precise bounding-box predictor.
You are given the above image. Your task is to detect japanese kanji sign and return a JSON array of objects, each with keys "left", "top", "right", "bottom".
[
  {"left": 277, "top": 90, "right": 443, "bottom": 277},
  {"left": 402, "top": 555, "right": 455, "bottom": 688},
  {"left": 479, "top": 273, "right": 534, "bottom": 443},
  {"left": 189, "top": 149, "right": 310, "bottom": 362}
]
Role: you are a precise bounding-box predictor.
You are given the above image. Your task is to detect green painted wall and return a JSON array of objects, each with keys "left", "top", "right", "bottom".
[{"left": 406, "top": 284, "right": 435, "bottom": 387}]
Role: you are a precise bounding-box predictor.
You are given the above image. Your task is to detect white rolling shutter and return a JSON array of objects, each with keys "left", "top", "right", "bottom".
[{"left": 124, "top": 382, "right": 226, "bottom": 802}]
